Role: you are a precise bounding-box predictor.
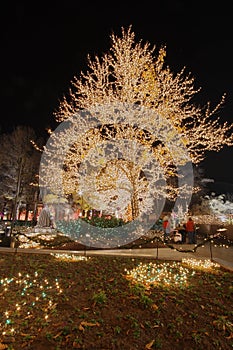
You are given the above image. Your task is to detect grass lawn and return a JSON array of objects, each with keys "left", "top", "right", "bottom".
[{"left": 0, "top": 252, "right": 232, "bottom": 349}]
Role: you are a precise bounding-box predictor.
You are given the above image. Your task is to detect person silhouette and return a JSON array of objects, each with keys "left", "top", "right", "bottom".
[{"left": 186, "top": 217, "right": 196, "bottom": 244}]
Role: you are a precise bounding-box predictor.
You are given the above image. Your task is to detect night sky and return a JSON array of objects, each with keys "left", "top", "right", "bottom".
[{"left": 1, "top": 1, "right": 232, "bottom": 184}]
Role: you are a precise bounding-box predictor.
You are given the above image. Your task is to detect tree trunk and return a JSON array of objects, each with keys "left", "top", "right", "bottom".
[{"left": 131, "top": 191, "right": 139, "bottom": 220}]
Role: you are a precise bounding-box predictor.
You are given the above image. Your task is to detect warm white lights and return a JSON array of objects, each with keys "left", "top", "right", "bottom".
[
  {"left": 39, "top": 26, "right": 232, "bottom": 226},
  {"left": 0, "top": 271, "right": 62, "bottom": 337},
  {"left": 125, "top": 258, "right": 221, "bottom": 289}
]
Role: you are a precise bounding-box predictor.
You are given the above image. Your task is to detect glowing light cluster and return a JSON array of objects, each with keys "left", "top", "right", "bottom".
[
  {"left": 16, "top": 236, "right": 41, "bottom": 249},
  {"left": 50, "top": 253, "right": 90, "bottom": 261},
  {"left": 182, "top": 258, "right": 220, "bottom": 270},
  {"left": 38, "top": 26, "right": 233, "bottom": 238},
  {"left": 55, "top": 27, "right": 233, "bottom": 167},
  {"left": 0, "top": 271, "right": 62, "bottom": 337},
  {"left": 125, "top": 261, "right": 195, "bottom": 288},
  {"left": 13, "top": 232, "right": 59, "bottom": 249},
  {"left": 193, "top": 193, "right": 233, "bottom": 225},
  {"left": 202, "top": 237, "right": 230, "bottom": 248}
]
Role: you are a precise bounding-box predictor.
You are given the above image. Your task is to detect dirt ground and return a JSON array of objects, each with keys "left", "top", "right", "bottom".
[{"left": 0, "top": 252, "right": 232, "bottom": 349}]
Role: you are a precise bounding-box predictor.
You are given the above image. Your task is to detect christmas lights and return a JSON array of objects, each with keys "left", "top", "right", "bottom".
[
  {"left": 50, "top": 253, "right": 90, "bottom": 261},
  {"left": 125, "top": 261, "right": 196, "bottom": 288},
  {"left": 21, "top": 25, "right": 231, "bottom": 252},
  {"left": 0, "top": 272, "right": 62, "bottom": 337},
  {"left": 182, "top": 258, "right": 220, "bottom": 270},
  {"left": 125, "top": 258, "right": 221, "bottom": 289},
  {"left": 55, "top": 27, "right": 232, "bottom": 163}
]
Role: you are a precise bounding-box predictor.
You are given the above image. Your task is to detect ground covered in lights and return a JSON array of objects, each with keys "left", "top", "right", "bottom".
[{"left": 0, "top": 253, "right": 232, "bottom": 350}]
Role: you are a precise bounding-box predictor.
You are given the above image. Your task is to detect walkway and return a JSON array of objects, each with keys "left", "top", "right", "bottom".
[{"left": 0, "top": 243, "right": 233, "bottom": 272}]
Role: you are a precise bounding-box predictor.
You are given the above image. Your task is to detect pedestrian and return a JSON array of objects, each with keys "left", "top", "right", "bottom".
[
  {"left": 177, "top": 223, "right": 187, "bottom": 244},
  {"left": 173, "top": 229, "right": 182, "bottom": 243},
  {"left": 163, "top": 216, "right": 171, "bottom": 242},
  {"left": 186, "top": 217, "right": 196, "bottom": 244}
]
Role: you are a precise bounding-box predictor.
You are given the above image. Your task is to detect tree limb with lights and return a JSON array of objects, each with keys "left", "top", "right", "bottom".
[{"left": 40, "top": 26, "right": 233, "bottom": 221}]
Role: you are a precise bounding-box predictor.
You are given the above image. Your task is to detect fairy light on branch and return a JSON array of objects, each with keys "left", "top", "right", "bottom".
[
  {"left": 39, "top": 26, "right": 233, "bottom": 228},
  {"left": 54, "top": 27, "right": 232, "bottom": 164}
]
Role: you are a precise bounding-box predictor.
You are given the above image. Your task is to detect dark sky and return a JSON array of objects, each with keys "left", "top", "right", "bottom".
[{"left": 1, "top": 1, "right": 232, "bottom": 184}]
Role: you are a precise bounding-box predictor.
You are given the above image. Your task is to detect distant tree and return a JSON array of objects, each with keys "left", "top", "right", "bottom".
[
  {"left": 191, "top": 192, "right": 233, "bottom": 217},
  {"left": 0, "top": 126, "right": 42, "bottom": 221},
  {"left": 40, "top": 26, "right": 233, "bottom": 220}
]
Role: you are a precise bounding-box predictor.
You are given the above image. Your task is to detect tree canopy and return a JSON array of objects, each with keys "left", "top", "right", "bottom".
[{"left": 40, "top": 26, "right": 233, "bottom": 221}]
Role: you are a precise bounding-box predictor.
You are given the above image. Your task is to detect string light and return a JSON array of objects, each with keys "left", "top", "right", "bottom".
[
  {"left": 37, "top": 26, "right": 232, "bottom": 241},
  {"left": 125, "top": 258, "right": 221, "bottom": 289},
  {"left": 55, "top": 26, "right": 233, "bottom": 160},
  {"left": 182, "top": 258, "right": 220, "bottom": 270},
  {"left": 0, "top": 271, "right": 62, "bottom": 337},
  {"left": 50, "top": 253, "right": 90, "bottom": 261},
  {"left": 125, "top": 261, "right": 196, "bottom": 288}
]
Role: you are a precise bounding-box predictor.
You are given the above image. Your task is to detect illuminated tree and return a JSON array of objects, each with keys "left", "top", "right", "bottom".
[
  {"left": 40, "top": 26, "right": 233, "bottom": 221},
  {"left": 197, "top": 193, "right": 233, "bottom": 216}
]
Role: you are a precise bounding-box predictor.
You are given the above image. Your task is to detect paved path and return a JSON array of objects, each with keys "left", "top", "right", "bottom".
[{"left": 0, "top": 243, "right": 232, "bottom": 272}]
